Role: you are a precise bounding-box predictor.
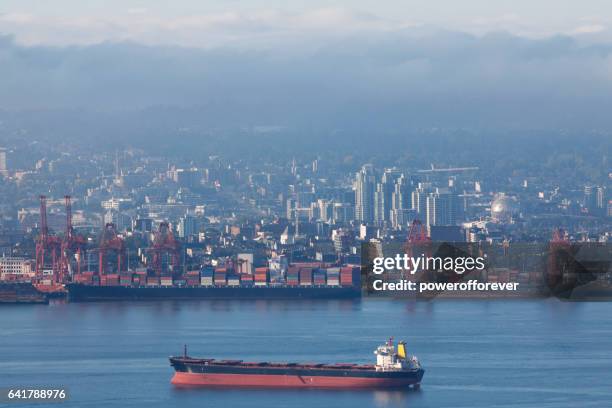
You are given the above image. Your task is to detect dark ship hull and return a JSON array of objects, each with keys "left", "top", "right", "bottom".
[
  {"left": 0, "top": 282, "right": 48, "bottom": 304},
  {"left": 67, "top": 283, "right": 360, "bottom": 301}
]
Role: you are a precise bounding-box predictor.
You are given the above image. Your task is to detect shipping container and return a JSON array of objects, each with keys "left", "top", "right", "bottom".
[
  {"left": 146, "top": 277, "right": 161, "bottom": 286},
  {"left": 201, "top": 266, "right": 215, "bottom": 277},
  {"left": 299, "top": 268, "right": 313, "bottom": 286},
  {"left": 227, "top": 274, "right": 240, "bottom": 286},
  {"left": 341, "top": 266, "right": 358, "bottom": 286},
  {"left": 327, "top": 267, "right": 340, "bottom": 274},
  {"left": 184, "top": 271, "right": 200, "bottom": 279},
  {"left": 254, "top": 268, "right": 269, "bottom": 283}
]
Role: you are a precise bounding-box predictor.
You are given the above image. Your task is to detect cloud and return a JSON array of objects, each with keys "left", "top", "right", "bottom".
[
  {"left": 571, "top": 24, "right": 607, "bottom": 34},
  {"left": 0, "top": 8, "right": 411, "bottom": 49},
  {"left": 1, "top": 29, "right": 612, "bottom": 131}
]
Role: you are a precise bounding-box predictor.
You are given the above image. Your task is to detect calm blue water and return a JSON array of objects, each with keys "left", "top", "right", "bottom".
[{"left": 2, "top": 299, "right": 612, "bottom": 407}]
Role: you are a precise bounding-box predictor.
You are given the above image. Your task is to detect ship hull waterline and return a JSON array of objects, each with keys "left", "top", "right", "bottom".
[{"left": 67, "top": 283, "right": 361, "bottom": 301}]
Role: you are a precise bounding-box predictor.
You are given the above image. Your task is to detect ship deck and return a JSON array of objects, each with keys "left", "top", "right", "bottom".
[{"left": 171, "top": 357, "right": 376, "bottom": 371}]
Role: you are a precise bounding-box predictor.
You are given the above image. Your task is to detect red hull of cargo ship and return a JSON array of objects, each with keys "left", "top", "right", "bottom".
[{"left": 171, "top": 372, "right": 418, "bottom": 389}]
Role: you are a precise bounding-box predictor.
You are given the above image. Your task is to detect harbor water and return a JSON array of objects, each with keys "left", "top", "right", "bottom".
[{"left": 2, "top": 299, "right": 612, "bottom": 407}]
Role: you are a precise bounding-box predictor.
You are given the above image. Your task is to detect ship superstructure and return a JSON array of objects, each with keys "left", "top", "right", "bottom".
[{"left": 374, "top": 338, "right": 422, "bottom": 372}]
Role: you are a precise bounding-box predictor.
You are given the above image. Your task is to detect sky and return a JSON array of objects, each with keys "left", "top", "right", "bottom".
[
  {"left": 1, "top": 1, "right": 612, "bottom": 47},
  {"left": 1, "top": 1, "right": 612, "bottom": 131}
]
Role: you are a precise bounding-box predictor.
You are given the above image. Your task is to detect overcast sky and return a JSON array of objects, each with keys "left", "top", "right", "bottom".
[
  {"left": 1, "top": 1, "right": 612, "bottom": 130},
  {"left": 1, "top": 1, "right": 612, "bottom": 46}
]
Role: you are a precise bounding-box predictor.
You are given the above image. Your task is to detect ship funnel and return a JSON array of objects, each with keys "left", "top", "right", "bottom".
[{"left": 397, "top": 342, "right": 407, "bottom": 359}]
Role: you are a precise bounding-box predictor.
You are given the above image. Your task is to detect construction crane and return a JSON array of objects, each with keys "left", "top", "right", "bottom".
[{"left": 150, "top": 221, "right": 181, "bottom": 278}]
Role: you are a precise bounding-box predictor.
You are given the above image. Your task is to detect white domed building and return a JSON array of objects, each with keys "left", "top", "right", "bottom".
[{"left": 490, "top": 194, "right": 519, "bottom": 224}]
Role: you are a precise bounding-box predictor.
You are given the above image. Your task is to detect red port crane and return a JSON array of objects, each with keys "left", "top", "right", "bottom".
[
  {"left": 98, "top": 223, "right": 126, "bottom": 276},
  {"left": 548, "top": 228, "right": 570, "bottom": 287},
  {"left": 60, "top": 195, "right": 88, "bottom": 279},
  {"left": 406, "top": 219, "right": 430, "bottom": 244},
  {"left": 150, "top": 221, "right": 181, "bottom": 277},
  {"left": 404, "top": 219, "right": 431, "bottom": 275},
  {"left": 35, "top": 195, "right": 62, "bottom": 282}
]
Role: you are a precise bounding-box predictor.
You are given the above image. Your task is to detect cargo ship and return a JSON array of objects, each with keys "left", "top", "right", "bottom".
[
  {"left": 0, "top": 282, "right": 48, "bottom": 304},
  {"left": 67, "top": 265, "right": 361, "bottom": 301},
  {"left": 67, "top": 283, "right": 360, "bottom": 301},
  {"left": 170, "top": 339, "right": 424, "bottom": 389}
]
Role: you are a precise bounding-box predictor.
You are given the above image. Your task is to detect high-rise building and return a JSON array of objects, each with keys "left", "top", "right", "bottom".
[
  {"left": 412, "top": 183, "right": 433, "bottom": 219},
  {"left": 133, "top": 217, "right": 154, "bottom": 232},
  {"left": 425, "top": 188, "right": 459, "bottom": 228},
  {"left": 374, "top": 183, "right": 386, "bottom": 224},
  {"left": 104, "top": 210, "right": 132, "bottom": 232},
  {"left": 355, "top": 164, "right": 375, "bottom": 224},
  {"left": 390, "top": 208, "right": 417, "bottom": 230},
  {"left": 379, "top": 169, "right": 403, "bottom": 223},
  {"left": 316, "top": 199, "right": 331, "bottom": 222},
  {"left": 178, "top": 214, "right": 198, "bottom": 238},
  {"left": 0, "top": 147, "right": 7, "bottom": 177},
  {"left": 286, "top": 198, "right": 296, "bottom": 219},
  {"left": 332, "top": 203, "right": 354, "bottom": 224},
  {"left": 584, "top": 185, "right": 606, "bottom": 216},
  {"left": 392, "top": 175, "right": 413, "bottom": 212}
]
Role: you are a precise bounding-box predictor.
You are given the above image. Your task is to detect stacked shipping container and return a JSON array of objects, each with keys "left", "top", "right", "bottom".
[
  {"left": 340, "top": 266, "right": 356, "bottom": 287},
  {"left": 313, "top": 269, "right": 326, "bottom": 285},
  {"left": 254, "top": 267, "right": 268, "bottom": 286},
  {"left": 326, "top": 267, "right": 340, "bottom": 286},
  {"left": 239, "top": 274, "right": 254, "bottom": 286},
  {"left": 299, "top": 268, "right": 313, "bottom": 286},
  {"left": 286, "top": 266, "right": 299, "bottom": 286},
  {"left": 70, "top": 263, "right": 360, "bottom": 289},
  {"left": 200, "top": 266, "right": 214, "bottom": 286}
]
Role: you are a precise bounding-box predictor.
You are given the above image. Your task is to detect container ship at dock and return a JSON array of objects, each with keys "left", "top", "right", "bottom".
[
  {"left": 67, "top": 265, "right": 360, "bottom": 301},
  {"left": 170, "top": 339, "right": 424, "bottom": 389}
]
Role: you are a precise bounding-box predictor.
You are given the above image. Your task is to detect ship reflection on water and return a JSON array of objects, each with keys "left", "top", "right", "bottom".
[
  {"left": 170, "top": 387, "right": 421, "bottom": 408},
  {"left": 373, "top": 389, "right": 421, "bottom": 407}
]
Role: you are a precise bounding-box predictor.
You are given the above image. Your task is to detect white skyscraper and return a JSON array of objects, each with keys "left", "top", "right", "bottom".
[
  {"left": 354, "top": 164, "right": 376, "bottom": 224},
  {"left": 0, "top": 148, "right": 7, "bottom": 177}
]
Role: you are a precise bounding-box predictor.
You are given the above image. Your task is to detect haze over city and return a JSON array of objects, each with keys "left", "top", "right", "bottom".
[{"left": 1, "top": 1, "right": 612, "bottom": 131}]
